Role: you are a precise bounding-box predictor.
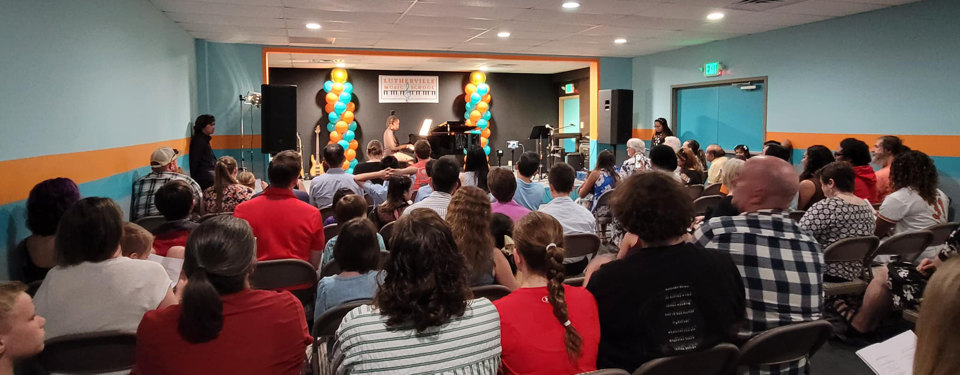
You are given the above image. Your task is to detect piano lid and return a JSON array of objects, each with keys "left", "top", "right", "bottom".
[{"left": 434, "top": 120, "right": 476, "bottom": 134}]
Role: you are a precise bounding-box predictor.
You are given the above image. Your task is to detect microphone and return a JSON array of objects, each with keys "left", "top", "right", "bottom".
[{"left": 544, "top": 124, "right": 553, "bottom": 130}]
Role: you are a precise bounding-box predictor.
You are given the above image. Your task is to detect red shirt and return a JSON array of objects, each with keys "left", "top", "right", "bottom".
[
  {"left": 852, "top": 165, "right": 879, "bottom": 204},
  {"left": 494, "top": 285, "right": 601, "bottom": 375},
  {"left": 234, "top": 187, "right": 325, "bottom": 262},
  {"left": 135, "top": 289, "right": 311, "bottom": 375},
  {"left": 413, "top": 159, "right": 431, "bottom": 190},
  {"left": 152, "top": 231, "right": 188, "bottom": 256}
]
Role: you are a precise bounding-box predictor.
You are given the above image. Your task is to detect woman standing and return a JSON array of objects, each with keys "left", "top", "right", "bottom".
[
  {"left": 578, "top": 150, "right": 619, "bottom": 210},
  {"left": 797, "top": 145, "right": 836, "bottom": 210},
  {"left": 202, "top": 156, "right": 254, "bottom": 214},
  {"left": 382, "top": 111, "right": 413, "bottom": 162},
  {"left": 189, "top": 114, "right": 217, "bottom": 190},
  {"left": 447, "top": 186, "right": 518, "bottom": 290},
  {"left": 650, "top": 118, "right": 672, "bottom": 149}
]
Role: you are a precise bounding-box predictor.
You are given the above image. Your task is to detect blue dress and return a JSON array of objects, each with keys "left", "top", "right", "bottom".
[{"left": 590, "top": 170, "right": 616, "bottom": 210}]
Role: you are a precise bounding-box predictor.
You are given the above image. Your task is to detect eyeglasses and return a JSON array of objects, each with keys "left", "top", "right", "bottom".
[{"left": 834, "top": 151, "right": 844, "bottom": 157}]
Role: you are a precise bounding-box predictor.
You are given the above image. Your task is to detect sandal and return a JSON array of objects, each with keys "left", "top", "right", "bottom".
[{"left": 830, "top": 299, "right": 872, "bottom": 341}]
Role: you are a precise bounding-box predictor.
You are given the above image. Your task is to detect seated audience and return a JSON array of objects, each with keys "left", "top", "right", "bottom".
[
  {"left": 403, "top": 155, "right": 460, "bottom": 218},
  {"left": 372, "top": 176, "right": 413, "bottom": 228},
  {"left": 491, "top": 213, "right": 517, "bottom": 273},
  {"left": 762, "top": 143, "right": 791, "bottom": 161},
  {"left": 309, "top": 143, "right": 362, "bottom": 209},
  {"left": 683, "top": 139, "right": 709, "bottom": 171},
  {"left": 461, "top": 146, "right": 489, "bottom": 191},
  {"left": 131, "top": 146, "right": 202, "bottom": 221},
  {"left": 414, "top": 159, "right": 435, "bottom": 203},
  {"left": 495, "top": 212, "right": 600, "bottom": 374},
  {"left": 0, "top": 281, "right": 46, "bottom": 372},
  {"left": 662, "top": 136, "right": 682, "bottom": 152},
  {"left": 513, "top": 151, "right": 546, "bottom": 211},
  {"left": 876, "top": 150, "right": 949, "bottom": 239},
  {"left": 135, "top": 216, "right": 311, "bottom": 374},
  {"left": 797, "top": 145, "right": 835, "bottom": 210},
  {"left": 121, "top": 222, "right": 154, "bottom": 259},
  {"left": 705, "top": 144, "right": 728, "bottom": 185},
  {"left": 448, "top": 186, "right": 518, "bottom": 289},
  {"left": 10, "top": 178, "right": 80, "bottom": 283},
  {"left": 619, "top": 138, "right": 650, "bottom": 178},
  {"left": 835, "top": 138, "right": 878, "bottom": 204},
  {"left": 588, "top": 171, "right": 744, "bottom": 371},
  {"left": 315, "top": 218, "right": 382, "bottom": 319},
  {"left": 649, "top": 145, "right": 681, "bottom": 182},
  {"left": 578, "top": 150, "right": 620, "bottom": 210},
  {"left": 734, "top": 144, "right": 752, "bottom": 159},
  {"left": 913, "top": 257, "right": 960, "bottom": 375},
  {"left": 540, "top": 163, "right": 596, "bottom": 275},
  {"left": 236, "top": 170, "right": 258, "bottom": 190},
  {"left": 872, "top": 136, "right": 908, "bottom": 202},
  {"left": 323, "top": 187, "right": 358, "bottom": 225},
  {"left": 489, "top": 167, "right": 531, "bottom": 222},
  {"left": 152, "top": 180, "right": 199, "bottom": 256},
  {"left": 321, "top": 195, "right": 386, "bottom": 268},
  {"left": 411, "top": 140, "right": 433, "bottom": 190},
  {"left": 351, "top": 140, "right": 386, "bottom": 183},
  {"left": 34, "top": 197, "right": 176, "bottom": 340},
  {"left": 677, "top": 148, "right": 705, "bottom": 185},
  {"left": 704, "top": 158, "right": 744, "bottom": 220},
  {"left": 202, "top": 156, "right": 253, "bottom": 214},
  {"left": 333, "top": 209, "right": 501, "bottom": 373},
  {"left": 234, "top": 151, "right": 325, "bottom": 268},
  {"left": 694, "top": 156, "right": 822, "bottom": 374}
]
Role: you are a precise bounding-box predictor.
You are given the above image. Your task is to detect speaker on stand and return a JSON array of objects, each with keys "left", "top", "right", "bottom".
[{"left": 260, "top": 84, "right": 298, "bottom": 155}]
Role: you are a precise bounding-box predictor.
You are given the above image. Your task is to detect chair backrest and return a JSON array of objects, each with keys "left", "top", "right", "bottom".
[
  {"left": 320, "top": 251, "right": 390, "bottom": 278},
  {"left": 324, "top": 223, "right": 341, "bottom": 241},
  {"left": 823, "top": 236, "right": 880, "bottom": 264},
  {"left": 874, "top": 230, "right": 934, "bottom": 263},
  {"left": 563, "top": 276, "right": 585, "bottom": 287},
  {"left": 133, "top": 215, "right": 166, "bottom": 232},
  {"left": 250, "top": 259, "right": 318, "bottom": 291},
  {"left": 737, "top": 320, "right": 833, "bottom": 370},
  {"left": 198, "top": 212, "right": 233, "bottom": 222},
  {"left": 320, "top": 206, "right": 335, "bottom": 221},
  {"left": 632, "top": 343, "right": 740, "bottom": 375},
  {"left": 592, "top": 189, "right": 616, "bottom": 214},
  {"left": 471, "top": 285, "right": 513, "bottom": 302},
  {"left": 564, "top": 233, "right": 602, "bottom": 258},
  {"left": 702, "top": 183, "right": 723, "bottom": 197},
  {"left": 926, "top": 222, "right": 959, "bottom": 247},
  {"left": 38, "top": 331, "right": 137, "bottom": 373},
  {"left": 693, "top": 195, "right": 723, "bottom": 216},
  {"left": 579, "top": 369, "right": 630, "bottom": 375},
  {"left": 685, "top": 185, "right": 704, "bottom": 201},
  {"left": 379, "top": 221, "right": 396, "bottom": 248},
  {"left": 787, "top": 210, "right": 805, "bottom": 222},
  {"left": 312, "top": 299, "right": 372, "bottom": 338}
]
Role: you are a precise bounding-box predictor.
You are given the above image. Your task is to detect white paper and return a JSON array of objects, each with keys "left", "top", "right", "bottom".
[
  {"left": 856, "top": 330, "right": 916, "bottom": 375},
  {"left": 147, "top": 254, "right": 184, "bottom": 289}
]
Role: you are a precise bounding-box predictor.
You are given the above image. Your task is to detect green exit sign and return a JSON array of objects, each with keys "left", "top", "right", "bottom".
[
  {"left": 703, "top": 61, "right": 722, "bottom": 77},
  {"left": 564, "top": 83, "right": 575, "bottom": 94}
]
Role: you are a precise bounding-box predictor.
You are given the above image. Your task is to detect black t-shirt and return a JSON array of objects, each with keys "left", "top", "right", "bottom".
[
  {"left": 352, "top": 161, "right": 386, "bottom": 184},
  {"left": 586, "top": 242, "right": 745, "bottom": 372},
  {"left": 704, "top": 195, "right": 739, "bottom": 221}
]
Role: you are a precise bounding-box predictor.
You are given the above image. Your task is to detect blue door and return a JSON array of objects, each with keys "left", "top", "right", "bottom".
[
  {"left": 676, "top": 83, "right": 765, "bottom": 151},
  {"left": 561, "top": 97, "right": 580, "bottom": 153}
]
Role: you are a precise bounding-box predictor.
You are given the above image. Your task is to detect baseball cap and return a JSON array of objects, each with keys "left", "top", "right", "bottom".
[{"left": 151, "top": 147, "right": 180, "bottom": 167}]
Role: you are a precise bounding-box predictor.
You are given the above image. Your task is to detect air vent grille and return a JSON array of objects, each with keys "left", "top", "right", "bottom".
[{"left": 728, "top": 0, "right": 807, "bottom": 11}]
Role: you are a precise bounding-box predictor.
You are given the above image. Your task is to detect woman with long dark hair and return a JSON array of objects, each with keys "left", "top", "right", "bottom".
[
  {"left": 202, "top": 156, "right": 253, "bottom": 213},
  {"left": 677, "top": 148, "right": 705, "bottom": 185},
  {"left": 797, "top": 145, "right": 835, "bottom": 210},
  {"left": 495, "top": 212, "right": 601, "bottom": 374},
  {"left": 578, "top": 150, "right": 619, "bottom": 210},
  {"left": 650, "top": 118, "right": 672, "bottom": 148},
  {"left": 461, "top": 146, "right": 490, "bottom": 191},
  {"left": 135, "top": 216, "right": 311, "bottom": 374},
  {"left": 189, "top": 114, "right": 217, "bottom": 190},
  {"left": 334, "top": 208, "right": 502, "bottom": 373},
  {"left": 447, "top": 186, "right": 518, "bottom": 289},
  {"left": 372, "top": 175, "right": 413, "bottom": 228},
  {"left": 876, "top": 150, "right": 948, "bottom": 238},
  {"left": 683, "top": 139, "right": 709, "bottom": 171},
  {"left": 382, "top": 111, "right": 413, "bottom": 162}
]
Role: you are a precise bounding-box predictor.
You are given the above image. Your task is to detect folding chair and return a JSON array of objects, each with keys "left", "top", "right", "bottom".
[
  {"left": 323, "top": 223, "right": 340, "bottom": 241},
  {"left": 925, "top": 222, "right": 959, "bottom": 247},
  {"left": 38, "top": 331, "right": 137, "bottom": 374},
  {"left": 736, "top": 320, "right": 833, "bottom": 374},
  {"left": 563, "top": 276, "right": 585, "bottom": 287},
  {"left": 134, "top": 215, "right": 166, "bottom": 232},
  {"left": 788, "top": 210, "right": 805, "bottom": 222},
  {"left": 312, "top": 299, "right": 373, "bottom": 375},
  {"left": 822, "top": 236, "right": 880, "bottom": 297},
  {"left": 198, "top": 212, "right": 233, "bottom": 222},
  {"left": 694, "top": 195, "right": 723, "bottom": 216},
  {"left": 685, "top": 185, "right": 704, "bottom": 201},
  {"left": 250, "top": 259, "right": 319, "bottom": 320},
  {"left": 592, "top": 190, "right": 616, "bottom": 243},
  {"left": 471, "top": 285, "right": 513, "bottom": 302},
  {"left": 632, "top": 343, "right": 740, "bottom": 375},
  {"left": 565, "top": 233, "right": 602, "bottom": 276},
  {"left": 379, "top": 221, "right": 396, "bottom": 249},
  {"left": 320, "top": 251, "right": 390, "bottom": 278},
  {"left": 874, "top": 230, "right": 934, "bottom": 263},
  {"left": 320, "top": 206, "right": 335, "bottom": 222},
  {"left": 578, "top": 369, "right": 630, "bottom": 375},
  {"left": 702, "top": 183, "right": 723, "bottom": 197}
]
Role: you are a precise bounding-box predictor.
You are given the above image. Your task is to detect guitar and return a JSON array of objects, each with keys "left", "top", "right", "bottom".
[
  {"left": 310, "top": 124, "right": 324, "bottom": 176},
  {"left": 296, "top": 132, "right": 305, "bottom": 179}
]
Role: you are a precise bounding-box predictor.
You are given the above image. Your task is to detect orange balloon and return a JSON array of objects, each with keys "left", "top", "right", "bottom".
[
  {"left": 326, "top": 92, "right": 339, "bottom": 104},
  {"left": 347, "top": 102, "right": 355, "bottom": 112},
  {"left": 332, "top": 82, "right": 344, "bottom": 93},
  {"left": 349, "top": 140, "right": 359, "bottom": 150},
  {"left": 330, "top": 131, "right": 341, "bottom": 142},
  {"left": 470, "top": 71, "right": 486, "bottom": 85},
  {"left": 342, "top": 111, "right": 355, "bottom": 124},
  {"left": 346, "top": 148, "right": 357, "bottom": 161},
  {"left": 481, "top": 128, "right": 491, "bottom": 138},
  {"left": 325, "top": 103, "right": 335, "bottom": 113},
  {"left": 480, "top": 137, "right": 488, "bottom": 148},
  {"left": 332, "top": 68, "right": 348, "bottom": 84},
  {"left": 465, "top": 83, "right": 477, "bottom": 95},
  {"left": 341, "top": 160, "right": 350, "bottom": 170},
  {"left": 465, "top": 119, "right": 474, "bottom": 127},
  {"left": 464, "top": 94, "right": 471, "bottom": 103},
  {"left": 482, "top": 94, "right": 491, "bottom": 103},
  {"left": 470, "top": 110, "right": 481, "bottom": 122},
  {"left": 476, "top": 101, "right": 489, "bottom": 112},
  {"left": 335, "top": 121, "right": 349, "bottom": 134}
]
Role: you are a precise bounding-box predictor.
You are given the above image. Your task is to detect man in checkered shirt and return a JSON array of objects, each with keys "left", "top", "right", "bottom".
[
  {"left": 130, "top": 147, "right": 203, "bottom": 221},
  {"left": 694, "top": 156, "right": 823, "bottom": 375}
]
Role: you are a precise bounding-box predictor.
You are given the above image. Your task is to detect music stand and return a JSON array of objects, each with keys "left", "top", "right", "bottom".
[{"left": 529, "top": 125, "right": 552, "bottom": 179}]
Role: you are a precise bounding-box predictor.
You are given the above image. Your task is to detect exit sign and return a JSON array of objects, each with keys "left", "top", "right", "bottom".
[
  {"left": 703, "top": 61, "right": 723, "bottom": 77},
  {"left": 564, "top": 83, "right": 575, "bottom": 94}
]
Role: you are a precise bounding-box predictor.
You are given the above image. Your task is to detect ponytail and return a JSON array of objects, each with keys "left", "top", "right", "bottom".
[
  {"left": 544, "top": 242, "right": 583, "bottom": 362},
  {"left": 178, "top": 267, "right": 224, "bottom": 343},
  {"left": 212, "top": 156, "right": 239, "bottom": 212}
]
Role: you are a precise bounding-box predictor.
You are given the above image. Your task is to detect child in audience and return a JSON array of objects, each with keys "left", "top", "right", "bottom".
[
  {"left": 0, "top": 281, "right": 46, "bottom": 373},
  {"left": 491, "top": 213, "right": 516, "bottom": 273},
  {"left": 121, "top": 222, "right": 154, "bottom": 259},
  {"left": 494, "top": 212, "right": 601, "bottom": 375},
  {"left": 321, "top": 195, "right": 386, "bottom": 269},
  {"left": 373, "top": 176, "right": 413, "bottom": 228},
  {"left": 323, "top": 188, "right": 357, "bottom": 225},
  {"left": 236, "top": 170, "right": 257, "bottom": 190},
  {"left": 314, "top": 218, "right": 382, "bottom": 319},
  {"left": 152, "top": 180, "right": 198, "bottom": 256},
  {"left": 512, "top": 151, "right": 545, "bottom": 211},
  {"left": 135, "top": 216, "right": 312, "bottom": 374},
  {"left": 447, "top": 186, "right": 518, "bottom": 290},
  {"left": 414, "top": 159, "right": 436, "bottom": 203}
]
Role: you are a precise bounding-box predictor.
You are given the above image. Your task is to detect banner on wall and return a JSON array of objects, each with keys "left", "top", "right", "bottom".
[{"left": 378, "top": 75, "right": 439, "bottom": 103}]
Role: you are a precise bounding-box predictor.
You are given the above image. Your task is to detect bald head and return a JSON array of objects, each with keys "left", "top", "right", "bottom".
[
  {"left": 705, "top": 144, "right": 725, "bottom": 162},
  {"left": 731, "top": 156, "right": 799, "bottom": 212}
]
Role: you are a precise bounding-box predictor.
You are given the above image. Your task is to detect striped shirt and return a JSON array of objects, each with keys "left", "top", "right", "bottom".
[
  {"left": 333, "top": 298, "right": 501, "bottom": 374},
  {"left": 401, "top": 191, "right": 452, "bottom": 219}
]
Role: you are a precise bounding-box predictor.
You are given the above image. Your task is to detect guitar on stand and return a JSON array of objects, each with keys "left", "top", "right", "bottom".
[
  {"left": 310, "top": 124, "right": 324, "bottom": 177},
  {"left": 296, "top": 132, "right": 305, "bottom": 179}
]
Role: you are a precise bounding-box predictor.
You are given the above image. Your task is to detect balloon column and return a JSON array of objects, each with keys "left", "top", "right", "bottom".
[
  {"left": 323, "top": 68, "right": 359, "bottom": 173},
  {"left": 463, "top": 71, "right": 492, "bottom": 156}
]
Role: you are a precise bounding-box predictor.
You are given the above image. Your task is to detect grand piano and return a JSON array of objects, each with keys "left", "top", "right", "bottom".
[{"left": 409, "top": 120, "right": 480, "bottom": 159}]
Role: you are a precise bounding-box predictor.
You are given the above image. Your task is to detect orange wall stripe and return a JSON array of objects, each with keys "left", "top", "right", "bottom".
[
  {"left": 766, "top": 132, "right": 960, "bottom": 158},
  {"left": 632, "top": 129, "right": 656, "bottom": 140},
  {"left": 589, "top": 61, "right": 599, "bottom": 141},
  {"left": 0, "top": 135, "right": 262, "bottom": 206}
]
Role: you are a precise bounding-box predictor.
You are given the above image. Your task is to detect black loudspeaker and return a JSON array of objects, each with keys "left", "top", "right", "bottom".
[
  {"left": 260, "top": 84, "right": 298, "bottom": 154},
  {"left": 566, "top": 153, "right": 585, "bottom": 171},
  {"left": 598, "top": 89, "right": 633, "bottom": 144}
]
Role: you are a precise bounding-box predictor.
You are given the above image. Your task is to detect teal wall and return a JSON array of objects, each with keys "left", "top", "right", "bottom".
[
  {"left": 0, "top": 0, "right": 197, "bottom": 279},
  {"left": 630, "top": 0, "right": 960, "bottom": 218}
]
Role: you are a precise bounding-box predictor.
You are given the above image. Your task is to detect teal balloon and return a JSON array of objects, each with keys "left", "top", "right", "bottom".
[
  {"left": 326, "top": 123, "right": 335, "bottom": 132},
  {"left": 482, "top": 111, "right": 491, "bottom": 121},
  {"left": 463, "top": 111, "right": 471, "bottom": 119},
  {"left": 350, "top": 159, "right": 359, "bottom": 167},
  {"left": 470, "top": 93, "right": 481, "bottom": 103},
  {"left": 334, "top": 102, "right": 346, "bottom": 114},
  {"left": 466, "top": 102, "right": 475, "bottom": 111},
  {"left": 348, "top": 121, "right": 357, "bottom": 131},
  {"left": 347, "top": 168, "right": 354, "bottom": 174},
  {"left": 339, "top": 92, "right": 351, "bottom": 103},
  {"left": 477, "top": 83, "right": 489, "bottom": 96},
  {"left": 323, "top": 81, "right": 333, "bottom": 92},
  {"left": 343, "top": 82, "right": 353, "bottom": 94},
  {"left": 476, "top": 119, "right": 488, "bottom": 129},
  {"left": 343, "top": 130, "right": 355, "bottom": 142},
  {"left": 483, "top": 145, "right": 491, "bottom": 155},
  {"left": 328, "top": 112, "right": 339, "bottom": 123},
  {"left": 337, "top": 140, "right": 349, "bottom": 150}
]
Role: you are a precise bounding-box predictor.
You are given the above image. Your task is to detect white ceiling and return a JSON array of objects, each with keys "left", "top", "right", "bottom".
[
  {"left": 267, "top": 53, "right": 590, "bottom": 73},
  {"left": 152, "top": 0, "right": 919, "bottom": 58}
]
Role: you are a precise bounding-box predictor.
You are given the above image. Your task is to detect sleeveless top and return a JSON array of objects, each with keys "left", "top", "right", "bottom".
[
  {"left": 590, "top": 170, "right": 616, "bottom": 210},
  {"left": 799, "top": 178, "right": 826, "bottom": 211}
]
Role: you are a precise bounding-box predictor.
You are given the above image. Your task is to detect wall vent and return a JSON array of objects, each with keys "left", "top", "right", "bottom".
[{"left": 727, "top": 0, "right": 808, "bottom": 11}]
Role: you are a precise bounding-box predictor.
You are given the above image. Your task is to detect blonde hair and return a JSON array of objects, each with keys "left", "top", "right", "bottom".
[
  {"left": 212, "top": 156, "right": 239, "bottom": 212},
  {"left": 0, "top": 281, "right": 28, "bottom": 328},
  {"left": 914, "top": 259, "right": 960, "bottom": 375},
  {"left": 237, "top": 170, "right": 256, "bottom": 189},
  {"left": 121, "top": 222, "right": 154, "bottom": 257},
  {"left": 721, "top": 158, "right": 745, "bottom": 191}
]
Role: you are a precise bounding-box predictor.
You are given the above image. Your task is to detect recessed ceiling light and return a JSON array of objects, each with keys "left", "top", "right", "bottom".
[
  {"left": 497, "top": 31, "right": 511, "bottom": 38},
  {"left": 706, "top": 12, "right": 725, "bottom": 21},
  {"left": 562, "top": 1, "right": 580, "bottom": 9},
  {"left": 614, "top": 38, "right": 627, "bottom": 44},
  {"left": 305, "top": 22, "right": 321, "bottom": 30},
  {"left": 479, "top": 66, "right": 489, "bottom": 72},
  {"left": 335, "top": 61, "right": 346, "bottom": 68}
]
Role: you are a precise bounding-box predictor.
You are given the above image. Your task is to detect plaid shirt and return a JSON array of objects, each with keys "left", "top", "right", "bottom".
[
  {"left": 694, "top": 210, "right": 823, "bottom": 375},
  {"left": 130, "top": 172, "right": 203, "bottom": 221}
]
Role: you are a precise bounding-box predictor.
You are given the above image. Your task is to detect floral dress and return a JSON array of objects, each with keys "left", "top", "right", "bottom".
[
  {"left": 202, "top": 184, "right": 254, "bottom": 213},
  {"left": 590, "top": 170, "right": 616, "bottom": 211},
  {"left": 619, "top": 154, "right": 651, "bottom": 179}
]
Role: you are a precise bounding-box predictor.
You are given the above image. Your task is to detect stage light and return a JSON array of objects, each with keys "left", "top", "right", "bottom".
[
  {"left": 497, "top": 31, "right": 511, "bottom": 38},
  {"left": 244, "top": 91, "right": 261, "bottom": 107},
  {"left": 479, "top": 66, "right": 489, "bottom": 72},
  {"left": 707, "top": 12, "right": 725, "bottom": 21},
  {"left": 335, "top": 61, "right": 346, "bottom": 68},
  {"left": 562, "top": 1, "right": 580, "bottom": 9},
  {"left": 306, "top": 23, "right": 321, "bottom": 30},
  {"left": 614, "top": 38, "right": 627, "bottom": 44}
]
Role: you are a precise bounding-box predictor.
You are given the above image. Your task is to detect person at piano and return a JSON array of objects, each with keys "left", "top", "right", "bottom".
[{"left": 383, "top": 112, "right": 414, "bottom": 162}]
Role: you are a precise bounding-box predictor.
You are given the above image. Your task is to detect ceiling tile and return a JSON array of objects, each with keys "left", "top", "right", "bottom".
[{"left": 768, "top": 0, "right": 887, "bottom": 17}]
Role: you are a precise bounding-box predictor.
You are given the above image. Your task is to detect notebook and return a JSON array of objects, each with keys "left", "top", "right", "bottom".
[{"left": 856, "top": 330, "right": 916, "bottom": 375}]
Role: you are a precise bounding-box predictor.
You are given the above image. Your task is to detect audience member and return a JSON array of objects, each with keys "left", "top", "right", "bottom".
[
  {"left": 321, "top": 195, "right": 386, "bottom": 268},
  {"left": 462, "top": 146, "right": 490, "bottom": 191},
  {"left": 403, "top": 155, "right": 460, "bottom": 218},
  {"left": 448, "top": 186, "right": 518, "bottom": 289},
  {"left": 913, "top": 257, "right": 960, "bottom": 375},
  {"left": 152, "top": 180, "right": 199, "bottom": 256},
  {"left": 333, "top": 209, "right": 501, "bottom": 373},
  {"left": 797, "top": 145, "right": 836, "bottom": 210},
  {"left": 0, "top": 281, "right": 46, "bottom": 372},
  {"left": 705, "top": 144, "right": 728, "bottom": 185},
  {"left": 872, "top": 136, "right": 908, "bottom": 202},
  {"left": 236, "top": 170, "right": 258, "bottom": 190},
  {"left": 683, "top": 139, "right": 709, "bottom": 170},
  {"left": 734, "top": 144, "right": 752, "bottom": 160},
  {"left": 135, "top": 216, "right": 311, "bottom": 374},
  {"left": 121, "top": 222, "right": 154, "bottom": 259},
  {"left": 762, "top": 143, "right": 791, "bottom": 161},
  {"left": 578, "top": 150, "right": 620, "bottom": 210},
  {"left": 620, "top": 138, "right": 650, "bottom": 178},
  {"left": 309, "top": 143, "right": 362, "bottom": 209},
  {"left": 662, "top": 136, "right": 682, "bottom": 153},
  {"left": 705, "top": 158, "right": 744, "bottom": 220},
  {"left": 799, "top": 161, "right": 875, "bottom": 281},
  {"left": 315, "top": 218, "right": 382, "bottom": 318},
  {"left": 650, "top": 118, "right": 672, "bottom": 148},
  {"left": 513, "top": 151, "right": 546, "bottom": 211},
  {"left": 495, "top": 212, "right": 601, "bottom": 374},
  {"left": 372, "top": 176, "right": 413, "bottom": 228},
  {"left": 188, "top": 114, "right": 217, "bottom": 190},
  {"left": 202, "top": 156, "right": 253, "bottom": 213},
  {"left": 131, "top": 146, "right": 202, "bottom": 221},
  {"left": 323, "top": 187, "right": 357, "bottom": 225},
  {"left": 34, "top": 197, "right": 176, "bottom": 340},
  {"left": 351, "top": 140, "right": 386, "bottom": 183},
  {"left": 489, "top": 167, "right": 531, "bottom": 222},
  {"left": 835, "top": 138, "right": 878, "bottom": 204},
  {"left": 491, "top": 213, "right": 514, "bottom": 252},
  {"left": 234, "top": 151, "right": 325, "bottom": 268},
  {"left": 718, "top": 157, "right": 744, "bottom": 195},
  {"left": 410, "top": 140, "right": 433, "bottom": 190},
  {"left": 762, "top": 139, "right": 793, "bottom": 163},
  {"left": 649, "top": 145, "right": 681, "bottom": 182},
  {"left": 677, "top": 148, "right": 705, "bottom": 185},
  {"left": 414, "top": 159, "right": 435, "bottom": 203},
  {"left": 876, "top": 150, "right": 949, "bottom": 238},
  {"left": 540, "top": 163, "right": 596, "bottom": 275},
  {"left": 10, "top": 178, "right": 80, "bottom": 283},
  {"left": 588, "top": 172, "right": 744, "bottom": 371},
  {"left": 694, "top": 156, "right": 822, "bottom": 374}
]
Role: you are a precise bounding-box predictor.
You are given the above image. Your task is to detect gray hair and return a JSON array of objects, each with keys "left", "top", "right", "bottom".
[
  {"left": 663, "top": 136, "right": 682, "bottom": 153},
  {"left": 626, "top": 138, "right": 645, "bottom": 154},
  {"left": 721, "top": 158, "right": 746, "bottom": 190}
]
